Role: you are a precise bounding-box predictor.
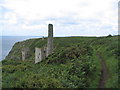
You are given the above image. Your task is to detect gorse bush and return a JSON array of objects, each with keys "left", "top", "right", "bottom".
[{"left": 47, "top": 44, "right": 93, "bottom": 64}]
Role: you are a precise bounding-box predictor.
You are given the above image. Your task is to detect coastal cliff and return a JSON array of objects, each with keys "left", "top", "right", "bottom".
[{"left": 2, "top": 36, "right": 119, "bottom": 88}]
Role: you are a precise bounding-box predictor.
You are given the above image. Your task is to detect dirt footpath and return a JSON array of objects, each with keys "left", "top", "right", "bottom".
[{"left": 97, "top": 52, "right": 108, "bottom": 88}]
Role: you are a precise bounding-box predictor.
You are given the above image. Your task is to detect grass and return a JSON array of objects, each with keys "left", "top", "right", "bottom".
[
  {"left": 98, "top": 47, "right": 118, "bottom": 88},
  {"left": 91, "top": 36, "right": 119, "bottom": 88},
  {"left": 2, "top": 35, "right": 119, "bottom": 88},
  {"left": 88, "top": 47, "right": 101, "bottom": 88}
]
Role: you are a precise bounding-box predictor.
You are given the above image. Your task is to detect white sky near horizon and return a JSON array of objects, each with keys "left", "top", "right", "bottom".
[{"left": 0, "top": 0, "right": 119, "bottom": 36}]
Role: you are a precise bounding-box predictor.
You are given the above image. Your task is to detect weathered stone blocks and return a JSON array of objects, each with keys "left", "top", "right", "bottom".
[
  {"left": 35, "top": 47, "right": 46, "bottom": 64},
  {"left": 46, "top": 24, "right": 53, "bottom": 56},
  {"left": 22, "top": 47, "right": 30, "bottom": 61}
]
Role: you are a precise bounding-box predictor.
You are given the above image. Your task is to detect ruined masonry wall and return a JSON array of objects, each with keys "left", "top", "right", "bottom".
[
  {"left": 35, "top": 47, "right": 46, "bottom": 64},
  {"left": 21, "top": 24, "right": 54, "bottom": 63},
  {"left": 46, "top": 24, "right": 53, "bottom": 56},
  {"left": 22, "top": 47, "right": 29, "bottom": 61}
]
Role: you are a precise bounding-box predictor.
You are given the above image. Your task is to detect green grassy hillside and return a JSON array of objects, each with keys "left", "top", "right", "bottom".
[{"left": 2, "top": 36, "right": 119, "bottom": 88}]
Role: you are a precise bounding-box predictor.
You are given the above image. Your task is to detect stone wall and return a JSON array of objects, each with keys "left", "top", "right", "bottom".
[
  {"left": 22, "top": 47, "right": 30, "bottom": 61},
  {"left": 35, "top": 47, "right": 46, "bottom": 64}
]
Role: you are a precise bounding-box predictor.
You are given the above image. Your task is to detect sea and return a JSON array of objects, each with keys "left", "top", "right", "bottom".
[{"left": 0, "top": 36, "right": 41, "bottom": 61}]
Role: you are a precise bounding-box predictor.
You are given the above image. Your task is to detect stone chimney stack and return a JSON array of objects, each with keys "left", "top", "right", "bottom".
[{"left": 46, "top": 24, "right": 53, "bottom": 56}]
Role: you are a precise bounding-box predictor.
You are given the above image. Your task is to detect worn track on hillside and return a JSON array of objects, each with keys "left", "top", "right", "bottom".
[{"left": 97, "top": 52, "right": 108, "bottom": 88}]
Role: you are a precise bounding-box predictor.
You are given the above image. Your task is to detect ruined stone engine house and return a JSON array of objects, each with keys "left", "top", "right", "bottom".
[{"left": 21, "top": 24, "right": 54, "bottom": 64}]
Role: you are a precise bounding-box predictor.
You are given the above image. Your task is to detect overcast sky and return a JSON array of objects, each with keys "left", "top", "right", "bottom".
[{"left": 0, "top": 0, "right": 118, "bottom": 36}]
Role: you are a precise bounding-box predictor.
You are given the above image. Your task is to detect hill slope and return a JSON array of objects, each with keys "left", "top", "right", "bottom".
[{"left": 2, "top": 36, "right": 119, "bottom": 88}]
